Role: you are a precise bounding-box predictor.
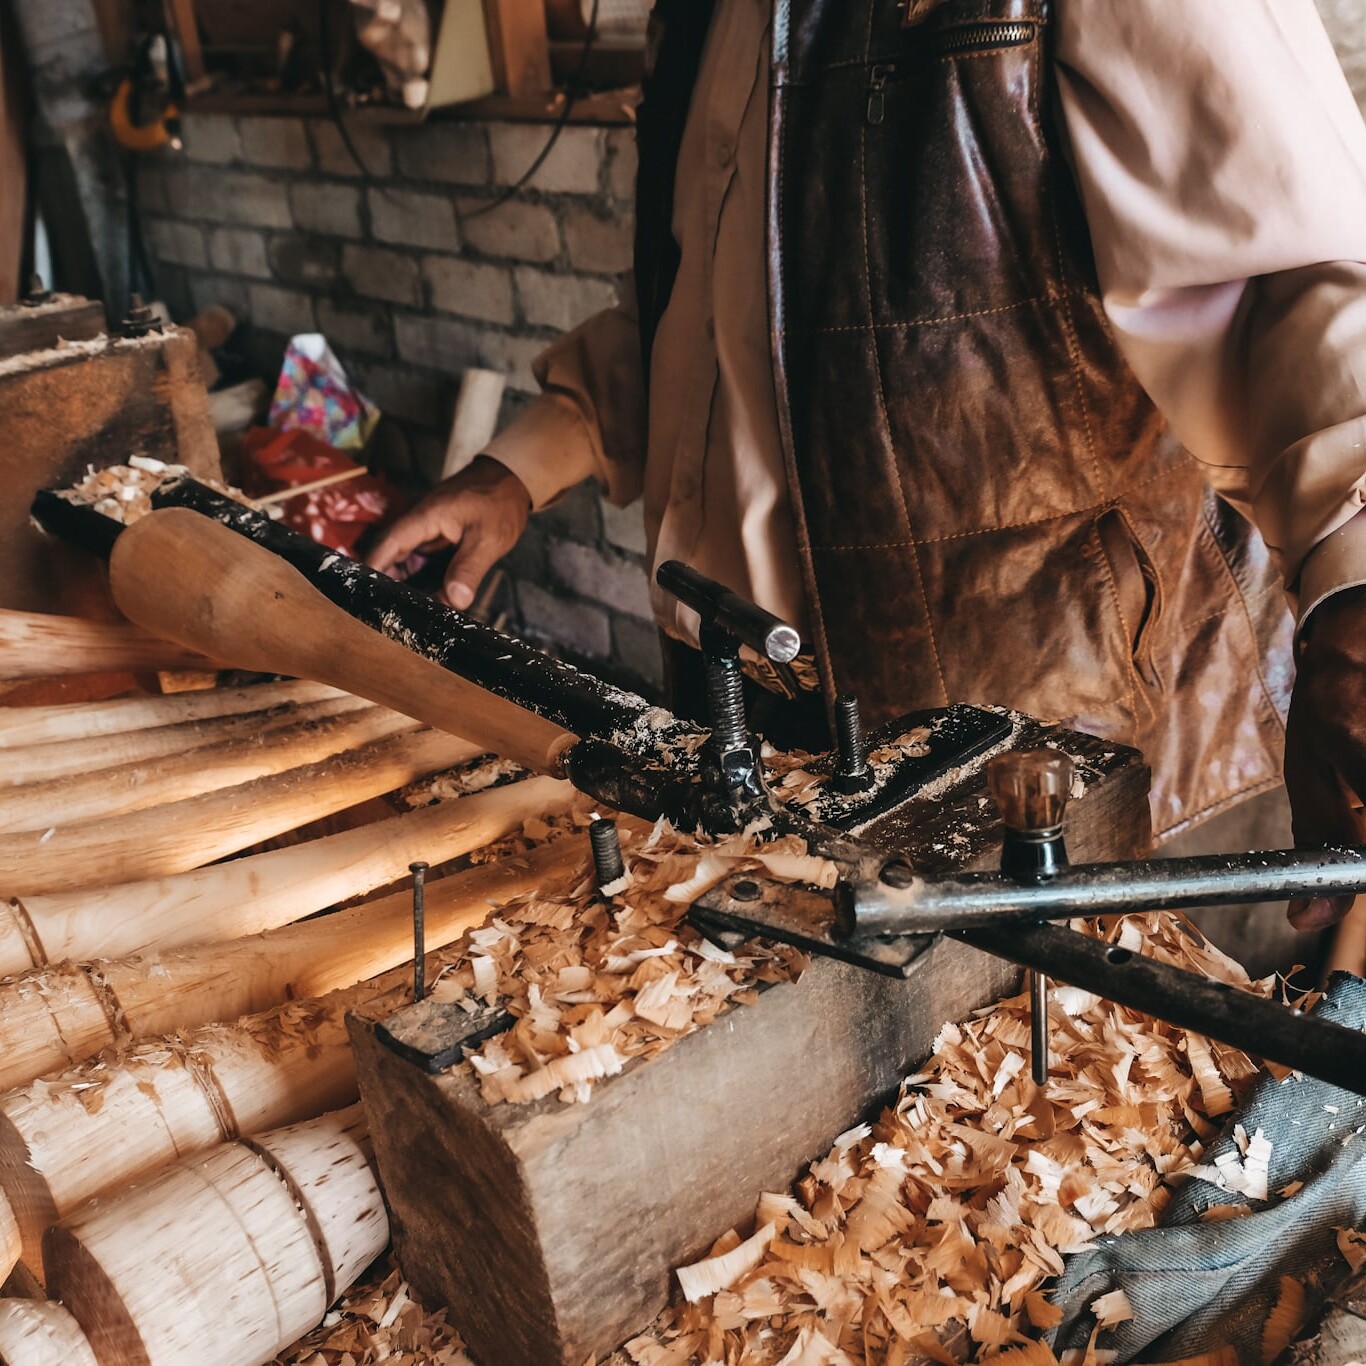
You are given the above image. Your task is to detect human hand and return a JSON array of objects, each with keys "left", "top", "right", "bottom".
[
  {"left": 365, "top": 456, "right": 531, "bottom": 610},
  {"left": 1284, "top": 584, "right": 1366, "bottom": 929}
]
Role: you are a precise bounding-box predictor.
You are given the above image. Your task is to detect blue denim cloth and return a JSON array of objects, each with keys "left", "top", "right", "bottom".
[{"left": 1049, "top": 974, "right": 1366, "bottom": 1364}]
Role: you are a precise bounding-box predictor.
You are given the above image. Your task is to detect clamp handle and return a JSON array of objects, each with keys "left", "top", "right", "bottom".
[
  {"left": 988, "top": 748, "right": 1074, "bottom": 835},
  {"left": 655, "top": 561, "right": 801, "bottom": 664}
]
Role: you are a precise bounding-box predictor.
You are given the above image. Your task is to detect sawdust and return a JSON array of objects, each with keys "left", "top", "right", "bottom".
[
  {"left": 56, "top": 460, "right": 257, "bottom": 524},
  {"left": 617, "top": 911, "right": 1274, "bottom": 1366},
  {"left": 431, "top": 804, "right": 812, "bottom": 1107},
  {"left": 277, "top": 911, "right": 1290, "bottom": 1366}
]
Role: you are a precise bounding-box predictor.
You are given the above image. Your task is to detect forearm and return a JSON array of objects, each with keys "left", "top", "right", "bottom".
[{"left": 486, "top": 295, "right": 647, "bottom": 512}]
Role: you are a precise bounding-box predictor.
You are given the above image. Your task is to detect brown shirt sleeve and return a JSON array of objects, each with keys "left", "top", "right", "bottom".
[{"left": 485, "top": 280, "right": 647, "bottom": 511}]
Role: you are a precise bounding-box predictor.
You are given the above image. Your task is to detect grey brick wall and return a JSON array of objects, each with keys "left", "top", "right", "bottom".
[{"left": 138, "top": 112, "right": 658, "bottom": 696}]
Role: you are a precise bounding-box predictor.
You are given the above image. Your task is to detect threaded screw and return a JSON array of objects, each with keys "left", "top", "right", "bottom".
[{"left": 589, "top": 818, "right": 625, "bottom": 889}]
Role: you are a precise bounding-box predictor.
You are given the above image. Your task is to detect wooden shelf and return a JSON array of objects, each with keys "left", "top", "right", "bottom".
[{"left": 185, "top": 86, "right": 639, "bottom": 126}]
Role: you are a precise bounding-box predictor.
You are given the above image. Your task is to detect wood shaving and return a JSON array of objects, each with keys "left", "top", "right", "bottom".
[
  {"left": 622, "top": 910, "right": 1271, "bottom": 1365},
  {"left": 437, "top": 807, "right": 811, "bottom": 1107},
  {"left": 1260, "top": 1275, "right": 1305, "bottom": 1365},
  {"left": 57, "top": 461, "right": 251, "bottom": 524},
  {"left": 273, "top": 1268, "right": 475, "bottom": 1364}
]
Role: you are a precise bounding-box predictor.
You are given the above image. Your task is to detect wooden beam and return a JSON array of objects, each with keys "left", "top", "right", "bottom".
[{"left": 481, "top": 0, "right": 552, "bottom": 96}]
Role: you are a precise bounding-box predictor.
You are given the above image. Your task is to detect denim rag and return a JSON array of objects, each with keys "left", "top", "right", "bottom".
[{"left": 1049, "top": 973, "right": 1366, "bottom": 1364}]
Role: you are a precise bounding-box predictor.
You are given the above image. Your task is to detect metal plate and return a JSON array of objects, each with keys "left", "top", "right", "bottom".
[{"left": 374, "top": 998, "right": 512, "bottom": 1074}]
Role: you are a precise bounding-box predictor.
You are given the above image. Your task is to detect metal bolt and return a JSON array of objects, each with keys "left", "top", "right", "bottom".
[
  {"left": 833, "top": 692, "right": 871, "bottom": 793},
  {"left": 879, "top": 859, "right": 916, "bottom": 889},
  {"left": 1029, "top": 970, "right": 1049, "bottom": 1086},
  {"left": 730, "top": 879, "right": 761, "bottom": 902},
  {"left": 119, "top": 292, "right": 162, "bottom": 338},
  {"left": 410, "top": 861, "right": 428, "bottom": 1003},
  {"left": 20, "top": 273, "right": 50, "bottom": 307},
  {"left": 705, "top": 655, "right": 749, "bottom": 752},
  {"left": 589, "top": 818, "right": 625, "bottom": 890}
]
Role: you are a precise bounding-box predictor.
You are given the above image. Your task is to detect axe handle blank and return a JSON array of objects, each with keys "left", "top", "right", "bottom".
[{"left": 109, "top": 509, "right": 575, "bottom": 776}]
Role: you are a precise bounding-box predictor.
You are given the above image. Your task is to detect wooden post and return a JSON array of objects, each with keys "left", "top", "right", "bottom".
[
  {"left": 441, "top": 368, "right": 506, "bottom": 479},
  {"left": 0, "top": 826, "right": 581, "bottom": 1091},
  {"left": 0, "top": 608, "right": 214, "bottom": 681},
  {"left": 0, "top": 702, "right": 409, "bottom": 832},
  {"left": 45, "top": 1107, "right": 387, "bottom": 1366},
  {"left": 0, "top": 1298, "right": 98, "bottom": 1365},
  {"left": 481, "top": 0, "right": 552, "bottom": 95},
  {"left": 0, "top": 726, "right": 482, "bottom": 896},
  {"left": 0, "top": 678, "right": 345, "bottom": 749},
  {"left": 351, "top": 721, "right": 1152, "bottom": 1365},
  {"left": 0, "top": 693, "right": 369, "bottom": 790},
  {"left": 2, "top": 774, "right": 573, "bottom": 974}
]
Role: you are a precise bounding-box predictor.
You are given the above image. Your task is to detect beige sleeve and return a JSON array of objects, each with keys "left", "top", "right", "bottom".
[
  {"left": 1054, "top": 0, "right": 1366, "bottom": 622},
  {"left": 485, "top": 279, "right": 647, "bottom": 512}
]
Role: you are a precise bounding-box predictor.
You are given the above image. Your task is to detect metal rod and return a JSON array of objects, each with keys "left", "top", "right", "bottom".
[
  {"left": 1029, "top": 969, "right": 1049, "bottom": 1085},
  {"left": 956, "top": 920, "right": 1366, "bottom": 1095},
  {"left": 411, "top": 861, "right": 428, "bottom": 1003},
  {"left": 842, "top": 846, "right": 1366, "bottom": 937},
  {"left": 589, "top": 818, "right": 625, "bottom": 890}
]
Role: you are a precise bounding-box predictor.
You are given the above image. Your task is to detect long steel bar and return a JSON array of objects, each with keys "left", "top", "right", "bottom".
[
  {"left": 842, "top": 847, "right": 1366, "bottom": 936},
  {"left": 954, "top": 920, "right": 1366, "bottom": 1095}
]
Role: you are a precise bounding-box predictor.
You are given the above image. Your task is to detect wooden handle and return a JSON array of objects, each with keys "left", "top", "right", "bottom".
[
  {"left": 0, "top": 608, "right": 214, "bottom": 682},
  {"left": 5, "top": 775, "right": 573, "bottom": 973},
  {"left": 109, "top": 509, "right": 574, "bottom": 774}
]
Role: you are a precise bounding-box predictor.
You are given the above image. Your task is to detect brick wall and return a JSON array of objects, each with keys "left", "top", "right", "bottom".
[{"left": 138, "top": 111, "right": 664, "bottom": 695}]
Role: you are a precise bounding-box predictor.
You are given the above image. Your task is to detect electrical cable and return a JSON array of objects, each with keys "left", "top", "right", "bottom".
[{"left": 318, "top": 0, "right": 601, "bottom": 224}]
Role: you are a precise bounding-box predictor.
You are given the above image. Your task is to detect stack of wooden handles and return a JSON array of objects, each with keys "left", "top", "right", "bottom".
[{"left": 0, "top": 519, "right": 594, "bottom": 1365}]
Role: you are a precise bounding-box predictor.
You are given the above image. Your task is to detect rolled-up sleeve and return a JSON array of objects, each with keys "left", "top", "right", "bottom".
[
  {"left": 1055, "top": 0, "right": 1366, "bottom": 625},
  {"left": 485, "top": 278, "right": 647, "bottom": 511}
]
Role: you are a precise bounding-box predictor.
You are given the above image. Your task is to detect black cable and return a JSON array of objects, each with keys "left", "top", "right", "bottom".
[
  {"left": 460, "top": 0, "right": 601, "bottom": 222},
  {"left": 317, "top": 0, "right": 601, "bottom": 223}
]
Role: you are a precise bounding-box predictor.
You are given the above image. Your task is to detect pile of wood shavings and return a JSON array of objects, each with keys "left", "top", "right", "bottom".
[
  {"left": 58, "top": 458, "right": 254, "bottom": 524},
  {"left": 274, "top": 1268, "right": 474, "bottom": 1365},
  {"left": 620, "top": 912, "right": 1277, "bottom": 1366},
  {"left": 426, "top": 807, "right": 816, "bottom": 1107}
]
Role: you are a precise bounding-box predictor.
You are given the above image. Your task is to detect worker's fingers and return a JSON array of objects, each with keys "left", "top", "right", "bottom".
[
  {"left": 366, "top": 505, "right": 463, "bottom": 577},
  {"left": 442, "top": 527, "right": 503, "bottom": 611}
]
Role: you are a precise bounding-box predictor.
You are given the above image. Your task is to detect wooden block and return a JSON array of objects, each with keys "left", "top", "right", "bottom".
[
  {"left": 0, "top": 326, "right": 219, "bottom": 616},
  {"left": 351, "top": 720, "right": 1151, "bottom": 1365},
  {"left": 481, "top": 0, "right": 552, "bottom": 95}
]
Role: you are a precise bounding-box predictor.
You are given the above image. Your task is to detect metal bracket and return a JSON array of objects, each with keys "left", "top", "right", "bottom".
[{"left": 374, "top": 998, "right": 512, "bottom": 1074}]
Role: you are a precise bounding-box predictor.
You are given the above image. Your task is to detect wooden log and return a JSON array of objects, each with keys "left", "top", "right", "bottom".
[
  {"left": 0, "top": 692, "right": 370, "bottom": 788},
  {"left": 0, "top": 702, "right": 413, "bottom": 832},
  {"left": 45, "top": 1107, "right": 387, "bottom": 1366},
  {"left": 0, "top": 1189, "right": 14, "bottom": 1284},
  {"left": 0, "top": 839, "right": 581, "bottom": 1275},
  {"left": 351, "top": 721, "right": 1152, "bottom": 1366},
  {"left": 0, "top": 726, "right": 481, "bottom": 896},
  {"left": 0, "top": 788, "right": 576, "bottom": 1088},
  {"left": 0, "top": 678, "right": 344, "bottom": 749},
  {"left": 0, "top": 609, "right": 214, "bottom": 682},
  {"left": 1, "top": 775, "right": 568, "bottom": 975},
  {"left": 109, "top": 510, "right": 575, "bottom": 776},
  {"left": 0, "top": 1299, "right": 98, "bottom": 1366}
]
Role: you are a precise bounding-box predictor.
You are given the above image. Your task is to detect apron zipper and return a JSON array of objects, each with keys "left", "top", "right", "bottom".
[{"left": 866, "top": 63, "right": 896, "bottom": 125}]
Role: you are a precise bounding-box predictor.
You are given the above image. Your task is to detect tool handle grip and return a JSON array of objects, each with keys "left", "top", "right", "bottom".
[{"left": 109, "top": 509, "right": 575, "bottom": 775}]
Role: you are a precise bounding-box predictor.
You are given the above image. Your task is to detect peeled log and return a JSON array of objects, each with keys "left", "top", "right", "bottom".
[
  {"left": 45, "top": 1107, "right": 387, "bottom": 1366},
  {"left": 0, "top": 726, "right": 481, "bottom": 896},
  {"left": 0, "top": 692, "right": 370, "bottom": 788},
  {"left": 0, "top": 678, "right": 344, "bottom": 748},
  {"left": 0, "top": 703, "right": 412, "bottom": 833},
  {"left": 1, "top": 776, "right": 567, "bottom": 975},
  {"left": 0, "top": 1188, "right": 15, "bottom": 1282},
  {"left": 0, "top": 608, "right": 213, "bottom": 682},
  {"left": 0, "top": 789, "right": 575, "bottom": 1088},
  {"left": 0, "top": 1299, "right": 99, "bottom": 1366}
]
